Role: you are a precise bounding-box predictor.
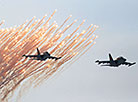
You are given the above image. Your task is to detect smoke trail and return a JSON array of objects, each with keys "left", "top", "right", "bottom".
[{"left": 0, "top": 10, "right": 98, "bottom": 102}]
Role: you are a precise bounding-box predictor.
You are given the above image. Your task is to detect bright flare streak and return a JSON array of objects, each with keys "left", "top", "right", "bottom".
[{"left": 0, "top": 11, "right": 98, "bottom": 102}]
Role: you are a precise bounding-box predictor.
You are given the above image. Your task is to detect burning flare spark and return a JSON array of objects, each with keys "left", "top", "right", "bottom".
[{"left": 0, "top": 10, "right": 98, "bottom": 102}]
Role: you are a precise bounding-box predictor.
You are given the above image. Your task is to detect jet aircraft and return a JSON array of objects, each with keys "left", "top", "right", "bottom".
[
  {"left": 95, "top": 53, "right": 136, "bottom": 67},
  {"left": 22, "top": 48, "right": 61, "bottom": 61}
]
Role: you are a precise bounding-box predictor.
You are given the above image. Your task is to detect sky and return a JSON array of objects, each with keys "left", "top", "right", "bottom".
[{"left": 0, "top": 0, "right": 138, "bottom": 102}]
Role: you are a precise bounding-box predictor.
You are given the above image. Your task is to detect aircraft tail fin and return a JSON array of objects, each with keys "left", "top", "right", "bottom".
[
  {"left": 109, "top": 53, "right": 113, "bottom": 61},
  {"left": 37, "top": 48, "right": 40, "bottom": 55}
]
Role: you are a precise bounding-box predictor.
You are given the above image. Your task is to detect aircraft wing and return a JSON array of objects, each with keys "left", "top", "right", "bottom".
[
  {"left": 122, "top": 62, "right": 136, "bottom": 67},
  {"left": 95, "top": 60, "right": 110, "bottom": 64}
]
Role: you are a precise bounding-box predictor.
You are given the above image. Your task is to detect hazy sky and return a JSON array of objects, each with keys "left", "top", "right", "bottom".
[{"left": 0, "top": 0, "right": 138, "bottom": 102}]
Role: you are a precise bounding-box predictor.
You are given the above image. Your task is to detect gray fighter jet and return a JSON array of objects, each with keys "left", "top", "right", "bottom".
[
  {"left": 95, "top": 53, "right": 136, "bottom": 67},
  {"left": 22, "top": 48, "right": 61, "bottom": 61}
]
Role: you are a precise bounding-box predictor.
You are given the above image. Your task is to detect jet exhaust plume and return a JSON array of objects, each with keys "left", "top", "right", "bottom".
[{"left": 0, "top": 10, "right": 98, "bottom": 102}]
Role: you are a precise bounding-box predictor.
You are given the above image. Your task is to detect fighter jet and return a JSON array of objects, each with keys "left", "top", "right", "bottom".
[
  {"left": 95, "top": 53, "right": 136, "bottom": 67},
  {"left": 22, "top": 48, "right": 61, "bottom": 61}
]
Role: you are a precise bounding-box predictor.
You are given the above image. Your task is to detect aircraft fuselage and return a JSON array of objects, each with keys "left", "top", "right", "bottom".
[
  {"left": 95, "top": 53, "right": 135, "bottom": 67},
  {"left": 23, "top": 48, "right": 61, "bottom": 61}
]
